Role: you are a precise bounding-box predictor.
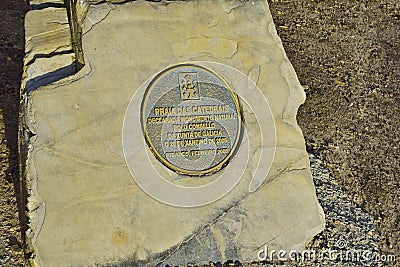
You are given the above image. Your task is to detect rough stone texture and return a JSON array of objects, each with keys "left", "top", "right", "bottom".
[
  {"left": 30, "top": 0, "right": 64, "bottom": 7},
  {"left": 23, "top": 7, "right": 75, "bottom": 93},
  {"left": 30, "top": 0, "right": 64, "bottom": 3},
  {"left": 21, "top": 1, "right": 325, "bottom": 266}
]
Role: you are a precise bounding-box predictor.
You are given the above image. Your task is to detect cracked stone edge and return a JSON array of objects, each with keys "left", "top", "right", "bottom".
[{"left": 20, "top": 1, "right": 84, "bottom": 266}]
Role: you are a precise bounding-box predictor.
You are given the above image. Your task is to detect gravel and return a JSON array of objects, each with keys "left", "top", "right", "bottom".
[{"left": 203, "top": 154, "right": 396, "bottom": 267}]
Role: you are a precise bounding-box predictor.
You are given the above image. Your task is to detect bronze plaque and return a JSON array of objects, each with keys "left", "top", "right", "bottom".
[{"left": 141, "top": 63, "right": 242, "bottom": 176}]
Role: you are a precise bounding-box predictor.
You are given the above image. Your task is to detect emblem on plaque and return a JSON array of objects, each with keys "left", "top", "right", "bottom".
[{"left": 179, "top": 72, "right": 200, "bottom": 100}]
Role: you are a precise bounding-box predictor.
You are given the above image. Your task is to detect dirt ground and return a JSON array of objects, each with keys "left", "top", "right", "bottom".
[
  {"left": 0, "top": 0, "right": 29, "bottom": 266},
  {"left": 269, "top": 0, "right": 399, "bottom": 259},
  {"left": 0, "top": 0, "right": 398, "bottom": 266}
]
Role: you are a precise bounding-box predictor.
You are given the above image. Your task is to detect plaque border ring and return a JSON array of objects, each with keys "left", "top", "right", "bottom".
[{"left": 140, "top": 63, "right": 243, "bottom": 176}]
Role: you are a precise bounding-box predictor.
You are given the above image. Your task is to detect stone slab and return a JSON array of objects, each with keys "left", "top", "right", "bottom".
[
  {"left": 30, "top": 0, "right": 64, "bottom": 4},
  {"left": 30, "top": 0, "right": 65, "bottom": 9},
  {"left": 21, "top": 1, "right": 325, "bottom": 266},
  {"left": 23, "top": 7, "right": 75, "bottom": 93}
]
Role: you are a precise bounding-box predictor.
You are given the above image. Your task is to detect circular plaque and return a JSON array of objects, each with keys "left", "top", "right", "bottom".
[{"left": 141, "top": 63, "right": 242, "bottom": 176}]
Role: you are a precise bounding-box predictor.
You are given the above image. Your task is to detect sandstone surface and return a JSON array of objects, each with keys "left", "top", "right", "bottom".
[{"left": 21, "top": 1, "right": 325, "bottom": 266}]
